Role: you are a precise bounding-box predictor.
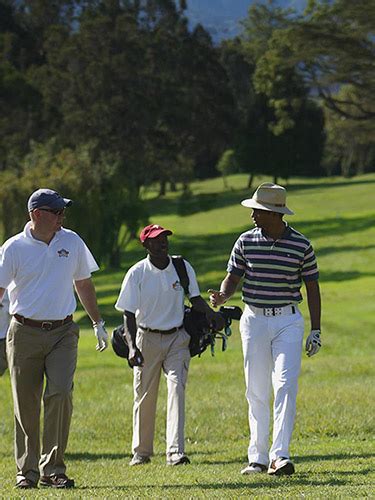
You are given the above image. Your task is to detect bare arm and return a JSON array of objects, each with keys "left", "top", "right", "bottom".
[
  {"left": 74, "top": 277, "right": 102, "bottom": 323},
  {"left": 208, "top": 272, "right": 242, "bottom": 307},
  {"left": 305, "top": 279, "right": 321, "bottom": 330},
  {"left": 123, "top": 310, "right": 144, "bottom": 367},
  {"left": 123, "top": 311, "right": 137, "bottom": 345}
]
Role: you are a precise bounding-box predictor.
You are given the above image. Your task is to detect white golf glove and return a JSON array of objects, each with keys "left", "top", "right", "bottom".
[
  {"left": 93, "top": 319, "right": 108, "bottom": 352},
  {"left": 305, "top": 329, "right": 321, "bottom": 357}
]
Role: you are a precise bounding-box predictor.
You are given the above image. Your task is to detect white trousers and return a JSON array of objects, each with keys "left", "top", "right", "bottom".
[
  {"left": 240, "top": 304, "right": 304, "bottom": 465},
  {"left": 132, "top": 327, "right": 190, "bottom": 458}
]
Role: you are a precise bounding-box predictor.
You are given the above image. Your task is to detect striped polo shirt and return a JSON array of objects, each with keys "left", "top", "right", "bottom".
[{"left": 227, "top": 225, "right": 319, "bottom": 308}]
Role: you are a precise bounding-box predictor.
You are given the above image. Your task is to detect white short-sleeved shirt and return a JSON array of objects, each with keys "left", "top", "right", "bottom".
[
  {"left": 0, "top": 222, "right": 99, "bottom": 320},
  {"left": 0, "top": 291, "right": 10, "bottom": 340},
  {"left": 115, "top": 256, "right": 200, "bottom": 330}
]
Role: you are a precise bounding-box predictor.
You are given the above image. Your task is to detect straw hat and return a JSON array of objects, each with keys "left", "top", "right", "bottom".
[{"left": 241, "top": 183, "right": 294, "bottom": 215}]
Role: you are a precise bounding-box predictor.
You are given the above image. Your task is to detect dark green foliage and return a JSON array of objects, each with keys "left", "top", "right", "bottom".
[
  {"left": 0, "top": 0, "right": 235, "bottom": 264},
  {"left": 0, "top": 0, "right": 372, "bottom": 264},
  {"left": 255, "top": 0, "right": 375, "bottom": 121},
  {"left": 220, "top": 2, "right": 325, "bottom": 183}
]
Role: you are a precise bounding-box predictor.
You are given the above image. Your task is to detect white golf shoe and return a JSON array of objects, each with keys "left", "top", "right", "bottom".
[
  {"left": 268, "top": 457, "right": 295, "bottom": 475},
  {"left": 241, "top": 462, "right": 268, "bottom": 474}
]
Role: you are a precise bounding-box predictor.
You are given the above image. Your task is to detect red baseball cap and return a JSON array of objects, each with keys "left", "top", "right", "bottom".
[{"left": 139, "top": 224, "right": 173, "bottom": 243}]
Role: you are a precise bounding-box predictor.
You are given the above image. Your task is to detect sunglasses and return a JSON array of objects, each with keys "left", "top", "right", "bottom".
[{"left": 38, "top": 208, "right": 65, "bottom": 216}]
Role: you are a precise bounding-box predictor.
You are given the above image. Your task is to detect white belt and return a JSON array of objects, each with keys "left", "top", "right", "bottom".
[{"left": 246, "top": 304, "right": 298, "bottom": 317}]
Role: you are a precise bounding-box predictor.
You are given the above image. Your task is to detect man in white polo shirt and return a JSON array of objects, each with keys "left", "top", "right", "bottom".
[
  {"left": 0, "top": 290, "right": 10, "bottom": 376},
  {"left": 115, "top": 224, "right": 218, "bottom": 466},
  {"left": 0, "top": 188, "right": 108, "bottom": 490}
]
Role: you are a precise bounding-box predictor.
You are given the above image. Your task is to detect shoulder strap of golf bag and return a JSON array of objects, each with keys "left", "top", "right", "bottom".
[
  {"left": 172, "top": 256, "right": 215, "bottom": 358},
  {"left": 171, "top": 256, "right": 189, "bottom": 296}
]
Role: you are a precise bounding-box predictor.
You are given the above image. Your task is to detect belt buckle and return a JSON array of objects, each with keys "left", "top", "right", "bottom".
[
  {"left": 263, "top": 308, "right": 273, "bottom": 316},
  {"left": 41, "top": 321, "right": 53, "bottom": 331},
  {"left": 274, "top": 308, "right": 282, "bottom": 316}
]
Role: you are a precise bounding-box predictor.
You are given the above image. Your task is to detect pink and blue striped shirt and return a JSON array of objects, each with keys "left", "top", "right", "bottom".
[{"left": 227, "top": 225, "right": 319, "bottom": 308}]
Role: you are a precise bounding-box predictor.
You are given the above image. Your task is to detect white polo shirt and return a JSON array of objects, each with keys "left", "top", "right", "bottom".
[
  {"left": 115, "top": 256, "right": 200, "bottom": 330},
  {"left": 0, "top": 222, "right": 99, "bottom": 320},
  {"left": 0, "top": 291, "right": 10, "bottom": 339}
]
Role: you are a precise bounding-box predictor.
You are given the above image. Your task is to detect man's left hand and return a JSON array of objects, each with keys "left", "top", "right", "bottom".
[
  {"left": 305, "top": 329, "right": 321, "bottom": 357},
  {"left": 208, "top": 289, "right": 227, "bottom": 308},
  {"left": 93, "top": 320, "right": 108, "bottom": 352}
]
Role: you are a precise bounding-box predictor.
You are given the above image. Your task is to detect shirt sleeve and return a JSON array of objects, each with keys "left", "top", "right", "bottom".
[
  {"left": 184, "top": 260, "right": 201, "bottom": 299},
  {"left": 226, "top": 236, "right": 246, "bottom": 277},
  {"left": 0, "top": 243, "right": 15, "bottom": 289},
  {"left": 115, "top": 266, "right": 141, "bottom": 313},
  {"left": 301, "top": 243, "right": 319, "bottom": 281},
  {"left": 73, "top": 236, "right": 100, "bottom": 281}
]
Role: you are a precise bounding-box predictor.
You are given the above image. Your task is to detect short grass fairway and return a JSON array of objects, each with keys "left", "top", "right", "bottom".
[{"left": 1, "top": 174, "right": 374, "bottom": 498}]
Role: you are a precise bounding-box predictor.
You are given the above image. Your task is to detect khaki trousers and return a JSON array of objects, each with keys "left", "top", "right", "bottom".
[
  {"left": 0, "top": 338, "right": 7, "bottom": 376},
  {"left": 132, "top": 327, "right": 190, "bottom": 458},
  {"left": 7, "top": 318, "right": 79, "bottom": 484}
]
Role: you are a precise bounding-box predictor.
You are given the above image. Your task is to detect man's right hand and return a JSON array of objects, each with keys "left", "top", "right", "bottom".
[
  {"left": 128, "top": 346, "right": 144, "bottom": 367},
  {"left": 93, "top": 320, "right": 108, "bottom": 352},
  {"left": 208, "top": 289, "right": 227, "bottom": 308}
]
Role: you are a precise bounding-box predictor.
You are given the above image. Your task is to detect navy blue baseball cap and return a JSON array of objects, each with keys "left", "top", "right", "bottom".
[{"left": 27, "top": 189, "right": 73, "bottom": 212}]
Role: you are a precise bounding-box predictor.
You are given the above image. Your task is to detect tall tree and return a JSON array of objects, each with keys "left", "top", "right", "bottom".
[
  {"left": 255, "top": 0, "right": 375, "bottom": 123},
  {"left": 323, "top": 85, "right": 375, "bottom": 177},
  {"left": 220, "top": 2, "right": 325, "bottom": 184}
]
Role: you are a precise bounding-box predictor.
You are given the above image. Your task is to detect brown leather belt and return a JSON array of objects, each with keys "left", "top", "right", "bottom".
[
  {"left": 14, "top": 314, "right": 73, "bottom": 331},
  {"left": 139, "top": 324, "right": 183, "bottom": 335}
]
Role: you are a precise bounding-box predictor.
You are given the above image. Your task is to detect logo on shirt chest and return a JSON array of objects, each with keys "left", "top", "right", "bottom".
[
  {"left": 57, "top": 248, "right": 70, "bottom": 258},
  {"left": 172, "top": 280, "right": 182, "bottom": 291}
]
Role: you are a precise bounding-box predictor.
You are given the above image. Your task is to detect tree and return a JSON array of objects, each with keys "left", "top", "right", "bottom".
[
  {"left": 217, "top": 149, "right": 237, "bottom": 187},
  {"left": 220, "top": 2, "right": 325, "bottom": 185},
  {"left": 255, "top": 0, "right": 375, "bottom": 124},
  {"left": 27, "top": 0, "right": 236, "bottom": 262},
  {"left": 0, "top": 1, "right": 45, "bottom": 170},
  {"left": 0, "top": 138, "right": 150, "bottom": 265},
  {"left": 323, "top": 86, "right": 375, "bottom": 177}
]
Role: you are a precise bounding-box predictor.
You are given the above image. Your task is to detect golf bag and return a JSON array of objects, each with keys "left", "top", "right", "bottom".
[
  {"left": 111, "top": 324, "right": 132, "bottom": 367},
  {"left": 172, "top": 256, "right": 242, "bottom": 357}
]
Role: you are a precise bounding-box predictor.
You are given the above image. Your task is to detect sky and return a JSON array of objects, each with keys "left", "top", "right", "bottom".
[{"left": 184, "top": 0, "right": 307, "bottom": 41}]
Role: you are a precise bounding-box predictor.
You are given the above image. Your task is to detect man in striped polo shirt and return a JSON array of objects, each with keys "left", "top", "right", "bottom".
[{"left": 209, "top": 183, "right": 321, "bottom": 476}]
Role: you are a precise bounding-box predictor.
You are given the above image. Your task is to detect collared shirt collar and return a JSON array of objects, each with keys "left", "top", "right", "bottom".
[
  {"left": 23, "top": 221, "right": 62, "bottom": 245},
  {"left": 146, "top": 254, "right": 172, "bottom": 272},
  {"left": 260, "top": 222, "right": 291, "bottom": 240}
]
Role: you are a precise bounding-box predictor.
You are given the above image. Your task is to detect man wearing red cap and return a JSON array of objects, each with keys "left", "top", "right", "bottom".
[{"left": 115, "top": 224, "right": 217, "bottom": 466}]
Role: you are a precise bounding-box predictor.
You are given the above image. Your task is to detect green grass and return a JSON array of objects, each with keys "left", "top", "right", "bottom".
[{"left": 1, "top": 173, "right": 374, "bottom": 497}]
